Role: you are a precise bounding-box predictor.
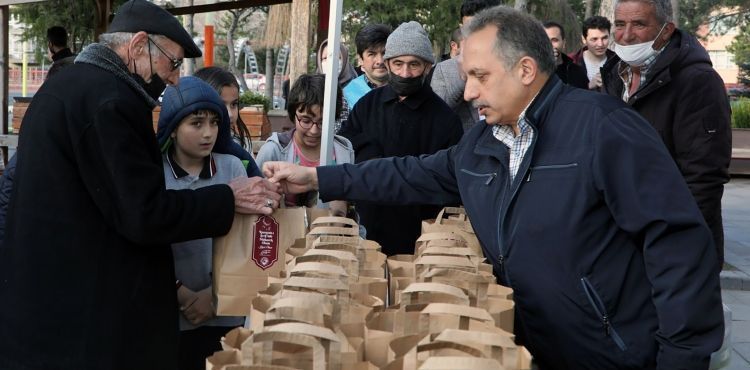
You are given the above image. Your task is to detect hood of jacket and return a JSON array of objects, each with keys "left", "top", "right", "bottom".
[{"left": 317, "top": 39, "right": 358, "bottom": 87}]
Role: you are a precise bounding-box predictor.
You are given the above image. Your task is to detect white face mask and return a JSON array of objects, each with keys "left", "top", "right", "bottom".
[{"left": 613, "top": 23, "right": 667, "bottom": 67}]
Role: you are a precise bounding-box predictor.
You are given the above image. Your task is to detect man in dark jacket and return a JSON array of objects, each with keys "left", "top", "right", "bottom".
[
  {"left": 46, "top": 26, "right": 76, "bottom": 80},
  {"left": 601, "top": 0, "right": 731, "bottom": 267},
  {"left": 338, "top": 21, "right": 463, "bottom": 256},
  {"left": 544, "top": 21, "right": 589, "bottom": 89},
  {"left": 0, "top": 1, "right": 281, "bottom": 369},
  {"left": 569, "top": 15, "right": 616, "bottom": 90},
  {"left": 265, "top": 6, "right": 723, "bottom": 369}
]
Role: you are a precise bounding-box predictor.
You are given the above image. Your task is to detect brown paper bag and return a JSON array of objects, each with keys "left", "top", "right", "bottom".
[
  {"left": 364, "top": 310, "right": 399, "bottom": 367},
  {"left": 418, "top": 303, "right": 495, "bottom": 336},
  {"left": 214, "top": 208, "right": 307, "bottom": 316},
  {"left": 485, "top": 297, "right": 515, "bottom": 334},
  {"left": 398, "top": 282, "right": 470, "bottom": 307},
  {"left": 419, "top": 356, "right": 503, "bottom": 370},
  {"left": 433, "top": 329, "right": 517, "bottom": 369},
  {"left": 259, "top": 322, "right": 342, "bottom": 370},
  {"left": 421, "top": 268, "right": 493, "bottom": 308},
  {"left": 222, "top": 327, "right": 254, "bottom": 351},
  {"left": 205, "top": 349, "right": 242, "bottom": 370},
  {"left": 421, "top": 207, "right": 483, "bottom": 257}
]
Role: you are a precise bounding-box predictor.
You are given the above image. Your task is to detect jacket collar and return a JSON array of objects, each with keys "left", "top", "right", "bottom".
[
  {"left": 52, "top": 47, "right": 74, "bottom": 62},
  {"left": 602, "top": 30, "right": 688, "bottom": 103},
  {"left": 380, "top": 83, "right": 432, "bottom": 110},
  {"left": 473, "top": 75, "right": 564, "bottom": 160},
  {"left": 165, "top": 150, "right": 216, "bottom": 179}
]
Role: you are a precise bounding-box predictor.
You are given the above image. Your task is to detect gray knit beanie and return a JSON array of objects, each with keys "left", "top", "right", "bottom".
[{"left": 383, "top": 21, "right": 434, "bottom": 64}]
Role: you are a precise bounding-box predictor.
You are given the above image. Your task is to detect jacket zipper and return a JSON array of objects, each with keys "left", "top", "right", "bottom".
[
  {"left": 496, "top": 129, "right": 539, "bottom": 287},
  {"left": 580, "top": 277, "right": 627, "bottom": 351},
  {"left": 526, "top": 163, "right": 578, "bottom": 182},
  {"left": 460, "top": 169, "right": 497, "bottom": 185}
]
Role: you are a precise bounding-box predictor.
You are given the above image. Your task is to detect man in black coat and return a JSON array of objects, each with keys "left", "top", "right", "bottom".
[
  {"left": 601, "top": 0, "right": 731, "bottom": 267},
  {"left": 45, "top": 26, "right": 76, "bottom": 80},
  {"left": 338, "top": 21, "right": 463, "bottom": 256},
  {"left": 544, "top": 21, "right": 589, "bottom": 89},
  {"left": 0, "top": 1, "right": 281, "bottom": 369}
]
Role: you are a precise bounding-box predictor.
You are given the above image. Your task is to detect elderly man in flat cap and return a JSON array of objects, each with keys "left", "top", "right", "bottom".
[{"left": 0, "top": 1, "right": 281, "bottom": 369}]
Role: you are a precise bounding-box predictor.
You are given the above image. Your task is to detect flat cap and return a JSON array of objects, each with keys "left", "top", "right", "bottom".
[{"left": 108, "top": 0, "right": 202, "bottom": 58}]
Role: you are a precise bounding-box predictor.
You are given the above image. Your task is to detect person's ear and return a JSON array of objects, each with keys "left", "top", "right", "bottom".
[
  {"left": 129, "top": 31, "right": 149, "bottom": 56},
  {"left": 516, "top": 56, "right": 538, "bottom": 86}
]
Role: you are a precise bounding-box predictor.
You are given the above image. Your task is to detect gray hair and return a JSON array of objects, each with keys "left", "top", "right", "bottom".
[
  {"left": 463, "top": 5, "right": 556, "bottom": 76},
  {"left": 99, "top": 32, "right": 167, "bottom": 58},
  {"left": 615, "top": 0, "right": 673, "bottom": 23}
]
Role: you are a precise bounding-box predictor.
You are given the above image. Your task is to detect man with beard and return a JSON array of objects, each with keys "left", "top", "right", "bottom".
[
  {"left": 45, "top": 26, "right": 76, "bottom": 80},
  {"left": 0, "top": 1, "right": 281, "bottom": 369},
  {"left": 338, "top": 21, "right": 463, "bottom": 255},
  {"left": 544, "top": 21, "right": 588, "bottom": 89}
]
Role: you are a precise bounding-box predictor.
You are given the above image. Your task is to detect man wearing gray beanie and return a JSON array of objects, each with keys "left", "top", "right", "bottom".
[{"left": 338, "top": 21, "right": 463, "bottom": 256}]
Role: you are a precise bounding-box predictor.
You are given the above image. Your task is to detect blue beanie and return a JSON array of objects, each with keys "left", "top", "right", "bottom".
[{"left": 156, "top": 76, "right": 262, "bottom": 177}]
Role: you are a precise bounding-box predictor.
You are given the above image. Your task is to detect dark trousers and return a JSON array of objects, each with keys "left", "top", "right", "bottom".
[{"left": 178, "top": 325, "right": 238, "bottom": 370}]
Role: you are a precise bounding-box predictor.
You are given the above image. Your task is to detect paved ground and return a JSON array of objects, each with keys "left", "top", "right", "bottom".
[{"left": 721, "top": 177, "right": 750, "bottom": 368}]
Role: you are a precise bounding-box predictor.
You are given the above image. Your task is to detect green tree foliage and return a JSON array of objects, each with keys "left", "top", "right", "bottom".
[
  {"left": 342, "top": 0, "right": 462, "bottom": 60},
  {"left": 728, "top": 23, "right": 750, "bottom": 85},
  {"left": 12, "top": 0, "right": 127, "bottom": 61}
]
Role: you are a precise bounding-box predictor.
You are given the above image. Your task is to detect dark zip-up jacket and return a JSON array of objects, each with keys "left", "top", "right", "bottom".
[
  {"left": 318, "top": 76, "right": 723, "bottom": 369},
  {"left": 601, "top": 30, "right": 731, "bottom": 265}
]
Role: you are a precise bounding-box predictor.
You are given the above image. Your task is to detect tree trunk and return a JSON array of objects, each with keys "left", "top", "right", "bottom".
[
  {"left": 290, "top": 0, "right": 312, "bottom": 83},
  {"left": 226, "top": 10, "right": 251, "bottom": 92},
  {"left": 671, "top": 0, "right": 679, "bottom": 25},
  {"left": 585, "top": 0, "right": 593, "bottom": 19},
  {"left": 514, "top": 0, "right": 528, "bottom": 13},
  {"left": 599, "top": 0, "right": 614, "bottom": 25}
]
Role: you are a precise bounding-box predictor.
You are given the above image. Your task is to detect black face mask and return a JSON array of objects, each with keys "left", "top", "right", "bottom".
[
  {"left": 388, "top": 72, "right": 424, "bottom": 96},
  {"left": 131, "top": 43, "right": 168, "bottom": 101},
  {"left": 131, "top": 73, "right": 166, "bottom": 101}
]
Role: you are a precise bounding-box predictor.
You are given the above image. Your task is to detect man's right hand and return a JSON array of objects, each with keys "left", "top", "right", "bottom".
[
  {"left": 228, "top": 176, "right": 282, "bottom": 215},
  {"left": 263, "top": 162, "right": 318, "bottom": 195},
  {"left": 589, "top": 72, "right": 603, "bottom": 90}
]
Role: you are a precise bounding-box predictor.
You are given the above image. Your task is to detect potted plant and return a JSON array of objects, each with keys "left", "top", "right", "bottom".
[{"left": 239, "top": 91, "right": 272, "bottom": 140}]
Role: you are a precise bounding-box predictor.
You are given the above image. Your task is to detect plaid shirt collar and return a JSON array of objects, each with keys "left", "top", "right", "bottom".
[
  {"left": 618, "top": 40, "right": 669, "bottom": 101},
  {"left": 492, "top": 93, "right": 538, "bottom": 146},
  {"left": 492, "top": 94, "right": 538, "bottom": 181}
]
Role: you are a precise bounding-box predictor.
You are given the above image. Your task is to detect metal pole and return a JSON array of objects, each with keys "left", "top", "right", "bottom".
[{"left": 319, "top": 0, "right": 342, "bottom": 165}]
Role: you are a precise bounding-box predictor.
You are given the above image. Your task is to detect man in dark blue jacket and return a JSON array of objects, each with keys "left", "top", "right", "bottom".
[{"left": 264, "top": 6, "right": 723, "bottom": 370}]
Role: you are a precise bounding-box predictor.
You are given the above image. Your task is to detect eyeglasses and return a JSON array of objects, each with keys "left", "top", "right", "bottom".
[
  {"left": 148, "top": 36, "right": 183, "bottom": 71},
  {"left": 295, "top": 114, "right": 323, "bottom": 129}
]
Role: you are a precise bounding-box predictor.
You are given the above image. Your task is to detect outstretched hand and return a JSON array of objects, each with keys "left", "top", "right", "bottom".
[
  {"left": 262, "top": 161, "right": 319, "bottom": 195},
  {"left": 228, "top": 176, "right": 282, "bottom": 215}
]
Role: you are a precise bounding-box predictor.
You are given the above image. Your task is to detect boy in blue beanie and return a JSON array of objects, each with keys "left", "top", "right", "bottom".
[{"left": 155, "top": 76, "right": 245, "bottom": 370}]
